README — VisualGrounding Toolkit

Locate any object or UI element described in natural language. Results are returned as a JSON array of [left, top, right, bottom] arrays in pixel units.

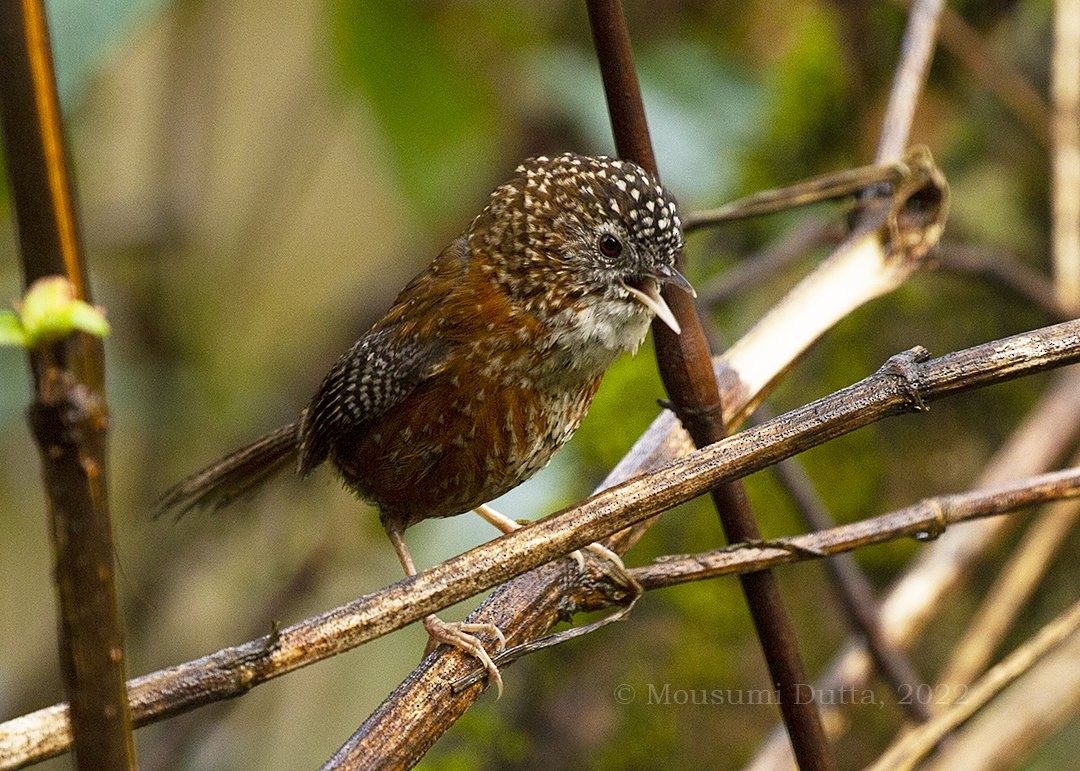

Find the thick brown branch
[[584, 3, 831, 766]]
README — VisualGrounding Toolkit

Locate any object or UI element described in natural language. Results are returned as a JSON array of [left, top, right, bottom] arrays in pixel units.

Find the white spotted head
[[470, 153, 691, 335]]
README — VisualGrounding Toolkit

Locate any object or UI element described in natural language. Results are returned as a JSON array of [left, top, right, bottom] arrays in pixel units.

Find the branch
[[934, 450, 1080, 692], [0, 3, 134, 769], [922, 620, 1080, 768], [683, 158, 909, 231], [1052, 0, 1080, 310], [447, 463, 1080, 688], [8, 317, 1077, 768], [875, 0, 944, 163], [935, 242, 1071, 321], [930, 3, 1050, 146]]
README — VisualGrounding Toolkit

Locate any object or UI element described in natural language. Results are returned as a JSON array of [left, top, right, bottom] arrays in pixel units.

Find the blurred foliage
[[1, 0, 1076, 769]]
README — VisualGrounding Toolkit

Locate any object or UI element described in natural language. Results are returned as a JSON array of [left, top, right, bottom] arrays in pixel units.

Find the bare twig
[[5, 320, 1080, 768], [629, 465, 1080, 593], [923, 625, 1080, 769], [0, 3, 134, 769], [935, 242, 1071, 321], [930, 4, 1050, 146], [869, 597, 1080, 771], [684, 159, 909, 231]]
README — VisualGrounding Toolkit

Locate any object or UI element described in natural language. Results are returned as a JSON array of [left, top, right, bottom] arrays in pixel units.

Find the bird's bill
[[621, 279, 682, 335], [621, 265, 694, 335]]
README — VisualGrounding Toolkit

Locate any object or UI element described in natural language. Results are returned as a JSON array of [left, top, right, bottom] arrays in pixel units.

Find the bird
[[156, 152, 691, 696]]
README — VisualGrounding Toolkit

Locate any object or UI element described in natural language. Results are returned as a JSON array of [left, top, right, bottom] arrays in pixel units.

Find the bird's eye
[[598, 233, 623, 258]]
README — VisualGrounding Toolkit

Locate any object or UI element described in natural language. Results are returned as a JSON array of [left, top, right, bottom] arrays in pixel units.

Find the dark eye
[[598, 233, 623, 258]]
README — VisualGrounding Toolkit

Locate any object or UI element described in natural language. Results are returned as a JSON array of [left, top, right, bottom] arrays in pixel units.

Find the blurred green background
[[1, 0, 1076, 768]]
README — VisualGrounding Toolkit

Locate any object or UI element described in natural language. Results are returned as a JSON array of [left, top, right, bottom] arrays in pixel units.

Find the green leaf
[[10, 276, 110, 350]]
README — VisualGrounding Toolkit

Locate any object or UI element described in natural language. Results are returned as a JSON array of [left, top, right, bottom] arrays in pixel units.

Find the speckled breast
[[331, 369, 603, 529]]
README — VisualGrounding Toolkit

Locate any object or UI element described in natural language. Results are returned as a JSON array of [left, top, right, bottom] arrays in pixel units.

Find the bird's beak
[[620, 265, 695, 336]]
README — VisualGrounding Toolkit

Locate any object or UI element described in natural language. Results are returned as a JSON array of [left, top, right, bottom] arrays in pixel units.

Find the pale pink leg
[[384, 521, 505, 697]]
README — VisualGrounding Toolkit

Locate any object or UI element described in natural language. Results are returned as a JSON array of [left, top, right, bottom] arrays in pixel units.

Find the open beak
[[620, 265, 695, 336]]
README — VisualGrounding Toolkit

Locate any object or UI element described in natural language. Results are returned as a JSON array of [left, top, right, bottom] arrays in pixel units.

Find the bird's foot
[[423, 614, 507, 698], [572, 541, 642, 597]]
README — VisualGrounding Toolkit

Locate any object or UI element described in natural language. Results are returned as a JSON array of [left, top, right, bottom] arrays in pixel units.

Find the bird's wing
[[296, 327, 448, 475]]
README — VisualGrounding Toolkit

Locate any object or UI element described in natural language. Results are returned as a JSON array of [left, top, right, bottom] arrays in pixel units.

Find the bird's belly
[[332, 375, 602, 529]]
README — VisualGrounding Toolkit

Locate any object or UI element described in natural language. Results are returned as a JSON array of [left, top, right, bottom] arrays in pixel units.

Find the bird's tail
[[155, 421, 301, 519]]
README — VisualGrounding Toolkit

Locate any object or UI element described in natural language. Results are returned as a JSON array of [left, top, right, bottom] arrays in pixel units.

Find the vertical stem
[[1052, 0, 1080, 311], [0, 2, 135, 768], [585, 2, 833, 767]]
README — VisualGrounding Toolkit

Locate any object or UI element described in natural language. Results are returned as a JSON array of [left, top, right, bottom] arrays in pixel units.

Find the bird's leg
[[472, 504, 641, 596], [384, 521, 505, 697]]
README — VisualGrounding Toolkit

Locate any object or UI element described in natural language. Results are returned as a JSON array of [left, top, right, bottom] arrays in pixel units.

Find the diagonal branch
[[8, 310, 1080, 764], [869, 596, 1080, 770], [448, 463, 1080, 689], [4, 318, 1080, 768]]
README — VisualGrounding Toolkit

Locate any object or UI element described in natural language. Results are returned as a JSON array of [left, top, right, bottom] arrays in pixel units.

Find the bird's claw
[[423, 614, 506, 698]]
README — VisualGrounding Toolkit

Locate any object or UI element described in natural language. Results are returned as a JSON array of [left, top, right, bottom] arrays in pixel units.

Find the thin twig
[[930, 3, 1050, 146], [0, 3, 134, 769], [628, 465, 1080, 592], [935, 448, 1080, 694], [935, 242, 1071, 321], [4, 320, 1080, 768], [869, 597, 1080, 770], [684, 159, 909, 231], [922, 625, 1080, 769], [875, 0, 944, 163]]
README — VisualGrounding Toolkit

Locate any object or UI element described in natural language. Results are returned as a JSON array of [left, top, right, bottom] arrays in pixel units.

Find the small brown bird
[[158, 153, 690, 694]]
